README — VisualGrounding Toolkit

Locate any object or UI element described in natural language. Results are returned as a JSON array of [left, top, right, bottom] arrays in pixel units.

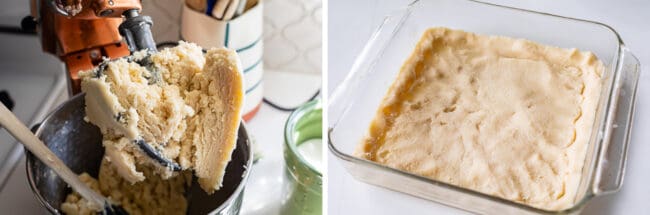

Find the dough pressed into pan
[[357, 27, 603, 210]]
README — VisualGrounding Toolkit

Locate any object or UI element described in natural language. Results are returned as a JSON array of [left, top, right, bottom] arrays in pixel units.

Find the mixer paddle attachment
[[116, 9, 183, 172]]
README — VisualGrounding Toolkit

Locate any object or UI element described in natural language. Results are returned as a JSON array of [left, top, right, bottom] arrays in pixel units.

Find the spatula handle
[[0, 103, 107, 210]]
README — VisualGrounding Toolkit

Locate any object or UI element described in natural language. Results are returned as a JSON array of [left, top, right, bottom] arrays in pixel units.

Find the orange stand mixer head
[[30, 0, 143, 94]]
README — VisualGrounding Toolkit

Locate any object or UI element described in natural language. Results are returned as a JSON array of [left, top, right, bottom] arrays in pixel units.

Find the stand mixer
[[27, 0, 189, 173], [28, 0, 156, 94]]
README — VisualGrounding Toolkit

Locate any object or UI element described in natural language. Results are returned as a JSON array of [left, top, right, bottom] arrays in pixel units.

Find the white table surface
[[327, 0, 650, 214]]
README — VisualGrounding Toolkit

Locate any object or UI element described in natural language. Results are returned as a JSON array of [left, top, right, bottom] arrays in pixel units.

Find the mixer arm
[[119, 9, 157, 53], [47, 0, 158, 53], [47, 0, 142, 19], [29, 0, 156, 94]]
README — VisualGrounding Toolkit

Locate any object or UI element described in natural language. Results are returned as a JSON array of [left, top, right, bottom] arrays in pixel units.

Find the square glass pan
[[328, 0, 641, 214]]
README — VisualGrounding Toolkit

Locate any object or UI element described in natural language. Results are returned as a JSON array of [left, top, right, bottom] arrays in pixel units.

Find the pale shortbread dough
[[80, 41, 244, 193], [61, 159, 191, 215], [357, 28, 603, 210]]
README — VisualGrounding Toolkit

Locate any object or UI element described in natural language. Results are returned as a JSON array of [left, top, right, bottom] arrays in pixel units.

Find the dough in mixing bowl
[[80, 41, 244, 193], [61, 159, 191, 215]]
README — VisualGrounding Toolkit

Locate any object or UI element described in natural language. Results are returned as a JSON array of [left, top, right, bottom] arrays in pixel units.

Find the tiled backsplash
[[142, 0, 322, 74], [262, 0, 322, 74]]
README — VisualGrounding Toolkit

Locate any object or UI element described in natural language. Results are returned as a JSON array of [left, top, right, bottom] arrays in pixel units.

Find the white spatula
[[0, 104, 127, 215]]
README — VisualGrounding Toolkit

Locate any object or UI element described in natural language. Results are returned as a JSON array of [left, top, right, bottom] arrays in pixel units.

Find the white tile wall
[[263, 0, 322, 74]]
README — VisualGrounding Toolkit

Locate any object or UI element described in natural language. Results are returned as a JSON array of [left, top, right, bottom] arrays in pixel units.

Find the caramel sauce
[[362, 37, 441, 161]]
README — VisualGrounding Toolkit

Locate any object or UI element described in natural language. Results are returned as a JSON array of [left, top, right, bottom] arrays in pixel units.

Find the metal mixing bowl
[[25, 94, 253, 215]]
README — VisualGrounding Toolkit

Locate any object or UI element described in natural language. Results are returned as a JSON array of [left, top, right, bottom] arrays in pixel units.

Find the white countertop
[[242, 70, 322, 215], [327, 0, 650, 214]]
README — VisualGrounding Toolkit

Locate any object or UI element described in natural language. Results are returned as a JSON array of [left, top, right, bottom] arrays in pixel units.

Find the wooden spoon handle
[[0, 103, 106, 210]]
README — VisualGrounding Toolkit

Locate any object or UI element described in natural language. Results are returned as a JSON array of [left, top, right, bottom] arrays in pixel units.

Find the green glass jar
[[281, 99, 322, 215]]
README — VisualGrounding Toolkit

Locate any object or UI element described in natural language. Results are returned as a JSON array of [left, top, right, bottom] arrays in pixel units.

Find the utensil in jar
[[205, 0, 218, 15], [186, 0, 207, 12], [234, 0, 248, 17], [222, 0, 240, 20], [210, 0, 232, 20]]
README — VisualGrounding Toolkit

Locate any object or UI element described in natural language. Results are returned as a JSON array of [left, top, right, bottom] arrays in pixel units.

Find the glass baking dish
[[327, 0, 640, 214]]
